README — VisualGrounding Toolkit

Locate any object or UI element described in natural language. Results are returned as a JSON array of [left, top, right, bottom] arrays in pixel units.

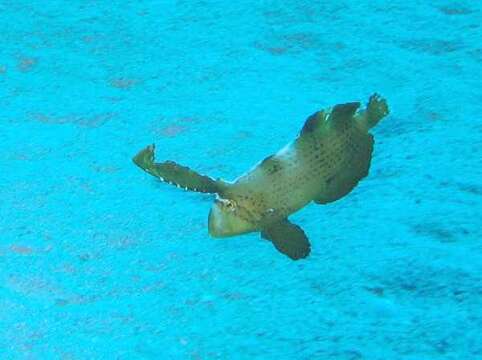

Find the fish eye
[[220, 199, 237, 211]]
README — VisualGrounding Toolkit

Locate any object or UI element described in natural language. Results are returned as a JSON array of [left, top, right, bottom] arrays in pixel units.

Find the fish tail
[[360, 93, 390, 130]]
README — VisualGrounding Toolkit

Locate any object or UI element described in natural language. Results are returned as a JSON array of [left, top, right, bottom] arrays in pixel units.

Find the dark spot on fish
[[268, 163, 282, 175], [300, 112, 320, 134], [326, 174, 336, 185], [261, 155, 284, 175]]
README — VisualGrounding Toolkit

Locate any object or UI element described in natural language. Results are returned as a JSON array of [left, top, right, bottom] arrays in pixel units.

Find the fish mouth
[[208, 203, 229, 238], [208, 201, 255, 237]]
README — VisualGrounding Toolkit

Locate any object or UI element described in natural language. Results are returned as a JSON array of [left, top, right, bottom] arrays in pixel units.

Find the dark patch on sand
[[372, 261, 482, 303], [437, 5, 474, 16], [399, 39, 465, 55], [30, 112, 115, 128], [17, 57, 38, 72], [253, 32, 324, 56], [109, 78, 140, 89], [411, 220, 473, 243]]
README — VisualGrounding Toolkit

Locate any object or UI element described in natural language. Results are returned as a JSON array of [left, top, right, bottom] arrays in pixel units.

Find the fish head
[[208, 196, 257, 237]]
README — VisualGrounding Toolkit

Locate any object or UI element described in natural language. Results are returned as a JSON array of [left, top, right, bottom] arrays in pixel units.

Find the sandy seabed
[[0, 1, 481, 359]]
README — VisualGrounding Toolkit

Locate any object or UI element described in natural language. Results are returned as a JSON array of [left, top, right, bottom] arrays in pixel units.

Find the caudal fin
[[360, 93, 389, 130]]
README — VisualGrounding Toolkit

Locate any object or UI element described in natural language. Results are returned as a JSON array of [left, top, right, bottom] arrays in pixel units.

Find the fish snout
[[208, 202, 228, 237]]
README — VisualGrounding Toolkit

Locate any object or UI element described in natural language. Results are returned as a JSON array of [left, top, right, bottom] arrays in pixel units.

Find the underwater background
[[1, 0, 481, 359]]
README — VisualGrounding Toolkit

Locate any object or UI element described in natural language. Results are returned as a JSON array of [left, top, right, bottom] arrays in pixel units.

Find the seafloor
[[1, 1, 481, 359]]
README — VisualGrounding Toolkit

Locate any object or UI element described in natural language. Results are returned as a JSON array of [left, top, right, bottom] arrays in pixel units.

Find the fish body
[[133, 94, 389, 260]]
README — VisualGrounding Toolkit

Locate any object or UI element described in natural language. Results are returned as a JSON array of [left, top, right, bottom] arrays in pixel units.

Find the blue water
[[1, 1, 481, 359]]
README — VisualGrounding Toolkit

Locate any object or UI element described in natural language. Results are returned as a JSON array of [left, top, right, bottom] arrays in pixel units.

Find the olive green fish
[[133, 94, 389, 260]]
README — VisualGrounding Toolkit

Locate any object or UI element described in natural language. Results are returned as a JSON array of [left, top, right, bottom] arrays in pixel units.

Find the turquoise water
[[1, 1, 481, 359]]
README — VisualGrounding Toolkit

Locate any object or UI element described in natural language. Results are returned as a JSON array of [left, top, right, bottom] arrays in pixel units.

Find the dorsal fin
[[300, 102, 361, 137], [300, 110, 326, 136], [329, 102, 360, 131], [133, 144, 226, 194]]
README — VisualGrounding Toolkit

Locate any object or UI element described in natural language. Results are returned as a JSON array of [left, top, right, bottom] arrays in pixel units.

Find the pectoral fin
[[133, 144, 223, 194], [314, 134, 373, 204], [261, 219, 311, 260]]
